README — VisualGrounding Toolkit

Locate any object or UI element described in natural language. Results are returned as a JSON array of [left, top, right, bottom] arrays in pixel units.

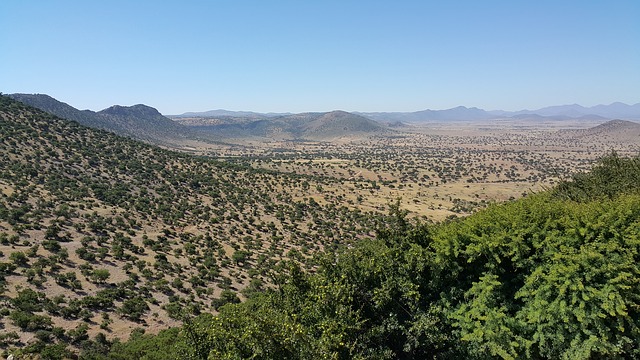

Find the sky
[[1, 1, 639, 114]]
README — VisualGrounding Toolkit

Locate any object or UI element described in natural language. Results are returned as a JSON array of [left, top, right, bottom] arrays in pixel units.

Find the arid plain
[[179, 117, 640, 222]]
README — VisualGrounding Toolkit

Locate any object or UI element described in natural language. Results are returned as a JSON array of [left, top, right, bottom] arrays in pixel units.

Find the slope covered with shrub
[[0, 95, 381, 357], [102, 154, 640, 359]]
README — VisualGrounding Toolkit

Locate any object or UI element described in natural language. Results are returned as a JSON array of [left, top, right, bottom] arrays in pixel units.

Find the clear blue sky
[[1, 1, 639, 114]]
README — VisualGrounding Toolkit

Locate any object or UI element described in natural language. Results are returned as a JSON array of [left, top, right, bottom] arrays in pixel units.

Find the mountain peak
[[9, 93, 194, 143], [99, 104, 162, 117], [325, 110, 352, 116]]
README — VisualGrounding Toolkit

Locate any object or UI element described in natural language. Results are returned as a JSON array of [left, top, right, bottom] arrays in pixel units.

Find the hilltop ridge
[[175, 109, 388, 140], [99, 104, 164, 118], [177, 102, 640, 123], [8, 93, 199, 144]]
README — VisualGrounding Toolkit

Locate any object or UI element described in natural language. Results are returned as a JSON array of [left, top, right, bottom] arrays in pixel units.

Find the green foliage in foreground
[[93, 155, 640, 359], [552, 151, 640, 201], [79, 328, 182, 360]]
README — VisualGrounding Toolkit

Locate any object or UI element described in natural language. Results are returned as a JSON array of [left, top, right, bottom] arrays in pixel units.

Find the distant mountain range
[[359, 106, 494, 123], [511, 102, 640, 119], [359, 103, 640, 123], [8, 93, 640, 143], [177, 102, 640, 123], [174, 109, 291, 118]]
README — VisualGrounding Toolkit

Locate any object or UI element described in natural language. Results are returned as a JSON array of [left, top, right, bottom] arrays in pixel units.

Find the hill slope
[[581, 119, 640, 136], [561, 119, 640, 143], [0, 95, 379, 355], [7, 93, 107, 129], [8, 93, 199, 144], [95, 103, 197, 142], [299, 110, 385, 139]]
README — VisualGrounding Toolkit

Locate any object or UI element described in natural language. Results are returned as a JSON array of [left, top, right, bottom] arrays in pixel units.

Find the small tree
[[119, 297, 149, 322], [90, 269, 110, 284]]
